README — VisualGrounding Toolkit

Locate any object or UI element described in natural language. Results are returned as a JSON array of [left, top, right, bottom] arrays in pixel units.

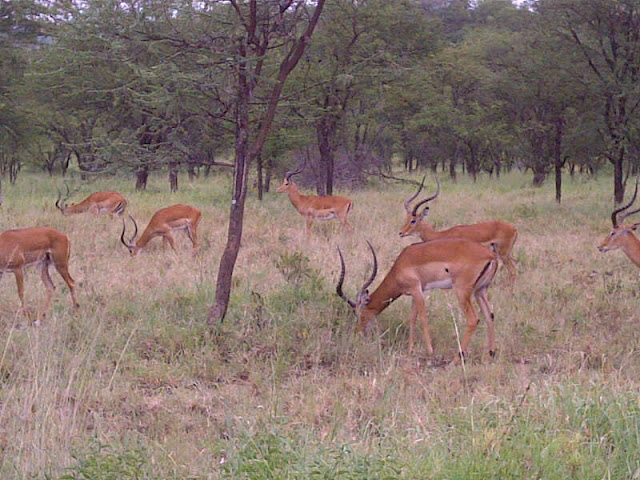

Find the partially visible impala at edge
[[56, 186, 127, 217], [277, 163, 353, 235], [120, 204, 202, 256], [598, 178, 640, 266], [0, 227, 79, 319], [337, 239, 499, 360], [399, 177, 518, 287]]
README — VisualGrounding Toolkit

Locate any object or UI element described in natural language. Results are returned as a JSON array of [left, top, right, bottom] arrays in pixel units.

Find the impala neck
[[363, 274, 403, 317], [66, 203, 89, 214], [417, 222, 442, 242], [619, 231, 640, 267], [285, 183, 307, 211], [134, 229, 154, 249]]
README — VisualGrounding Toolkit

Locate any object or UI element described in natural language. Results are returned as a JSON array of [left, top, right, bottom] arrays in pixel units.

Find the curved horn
[[360, 240, 378, 294], [284, 160, 305, 181], [336, 246, 356, 309], [127, 214, 139, 242], [120, 215, 139, 248], [612, 177, 639, 227], [411, 176, 441, 216], [55, 183, 71, 211], [55, 189, 64, 211], [404, 176, 426, 214], [120, 218, 133, 248]]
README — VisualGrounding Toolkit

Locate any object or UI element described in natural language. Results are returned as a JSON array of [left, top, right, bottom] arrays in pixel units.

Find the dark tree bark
[[208, 0, 326, 325], [136, 167, 148, 191], [169, 163, 179, 192], [554, 116, 565, 203]]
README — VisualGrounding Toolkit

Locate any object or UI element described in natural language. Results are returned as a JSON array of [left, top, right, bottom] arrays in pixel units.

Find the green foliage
[[58, 442, 152, 480]]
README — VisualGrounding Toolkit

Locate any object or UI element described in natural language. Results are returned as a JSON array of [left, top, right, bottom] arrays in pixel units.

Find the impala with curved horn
[[337, 239, 499, 360], [277, 162, 353, 235], [598, 177, 640, 266], [120, 204, 201, 256], [399, 176, 518, 287], [0, 227, 79, 319], [56, 184, 127, 217]]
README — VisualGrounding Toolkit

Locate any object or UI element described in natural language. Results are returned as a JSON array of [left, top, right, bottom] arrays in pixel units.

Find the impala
[[399, 177, 518, 287], [0, 227, 79, 319], [337, 239, 499, 360], [277, 163, 353, 235], [598, 178, 640, 266], [56, 186, 127, 217], [120, 204, 202, 256]]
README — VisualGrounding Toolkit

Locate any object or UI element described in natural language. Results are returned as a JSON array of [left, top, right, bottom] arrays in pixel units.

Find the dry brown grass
[[0, 171, 638, 478]]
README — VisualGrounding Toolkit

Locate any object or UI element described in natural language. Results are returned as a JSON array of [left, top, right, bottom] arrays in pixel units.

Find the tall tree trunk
[[614, 147, 625, 204], [136, 167, 149, 191], [208, 63, 251, 324], [256, 152, 264, 201], [554, 116, 564, 203], [169, 163, 179, 192], [207, 0, 326, 325], [316, 115, 336, 196]]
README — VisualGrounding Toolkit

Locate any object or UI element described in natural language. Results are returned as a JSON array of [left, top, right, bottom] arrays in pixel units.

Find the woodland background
[[2, 1, 640, 478]]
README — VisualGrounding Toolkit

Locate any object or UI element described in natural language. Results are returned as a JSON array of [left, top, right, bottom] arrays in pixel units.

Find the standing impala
[[120, 204, 201, 256], [277, 163, 353, 235], [399, 177, 518, 287], [56, 186, 127, 217], [598, 178, 640, 266], [337, 239, 499, 360], [0, 227, 79, 319]]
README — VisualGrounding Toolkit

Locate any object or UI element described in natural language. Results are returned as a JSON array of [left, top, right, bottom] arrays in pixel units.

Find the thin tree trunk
[[208, 0, 326, 325]]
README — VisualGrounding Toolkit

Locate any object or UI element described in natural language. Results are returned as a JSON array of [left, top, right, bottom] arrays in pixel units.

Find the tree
[[207, 1, 326, 323], [538, 0, 640, 203]]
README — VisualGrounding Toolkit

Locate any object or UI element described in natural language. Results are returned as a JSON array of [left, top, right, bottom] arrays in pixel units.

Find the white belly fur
[[424, 278, 453, 291]]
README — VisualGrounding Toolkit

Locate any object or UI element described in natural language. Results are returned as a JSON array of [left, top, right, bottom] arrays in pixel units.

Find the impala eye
[[410, 219, 416, 225]]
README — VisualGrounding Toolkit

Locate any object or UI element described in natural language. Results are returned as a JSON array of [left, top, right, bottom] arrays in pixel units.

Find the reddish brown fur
[[277, 179, 353, 235], [60, 191, 127, 216], [0, 227, 78, 319], [399, 216, 518, 288], [123, 204, 202, 257], [342, 238, 499, 360]]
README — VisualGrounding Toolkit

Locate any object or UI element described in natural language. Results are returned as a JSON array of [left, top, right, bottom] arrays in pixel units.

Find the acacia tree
[[208, 0, 326, 323], [538, 0, 640, 203]]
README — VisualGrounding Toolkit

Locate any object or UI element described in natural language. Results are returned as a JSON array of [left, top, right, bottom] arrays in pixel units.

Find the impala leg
[[454, 287, 479, 358], [305, 217, 313, 236], [52, 261, 79, 309], [14, 268, 29, 319], [165, 233, 177, 252], [410, 290, 433, 355], [475, 287, 496, 357], [185, 224, 198, 254], [38, 260, 55, 314]]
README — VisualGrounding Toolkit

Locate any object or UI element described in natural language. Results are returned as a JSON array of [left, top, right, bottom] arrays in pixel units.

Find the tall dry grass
[[0, 171, 638, 479]]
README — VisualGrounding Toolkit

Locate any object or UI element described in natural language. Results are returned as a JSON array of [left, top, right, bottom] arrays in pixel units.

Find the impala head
[[276, 162, 304, 193], [398, 176, 440, 237], [599, 177, 640, 253], [55, 184, 72, 215], [120, 215, 140, 256], [336, 240, 378, 332]]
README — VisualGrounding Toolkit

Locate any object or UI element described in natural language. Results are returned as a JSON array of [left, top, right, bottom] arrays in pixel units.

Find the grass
[[0, 170, 639, 478]]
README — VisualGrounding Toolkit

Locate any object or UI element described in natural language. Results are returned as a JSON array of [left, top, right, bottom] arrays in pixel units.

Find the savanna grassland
[[1, 170, 639, 479]]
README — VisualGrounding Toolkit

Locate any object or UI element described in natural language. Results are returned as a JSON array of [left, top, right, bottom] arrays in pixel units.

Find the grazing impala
[[0, 227, 79, 319], [399, 177, 518, 287], [120, 204, 201, 256], [56, 186, 127, 217], [337, 239, 499, 360], [277, 163, 353, 235], [598, 178, 640, 266]]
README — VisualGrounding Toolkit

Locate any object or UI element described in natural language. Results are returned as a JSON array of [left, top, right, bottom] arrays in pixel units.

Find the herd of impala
[[1, 167, 637, 363]]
